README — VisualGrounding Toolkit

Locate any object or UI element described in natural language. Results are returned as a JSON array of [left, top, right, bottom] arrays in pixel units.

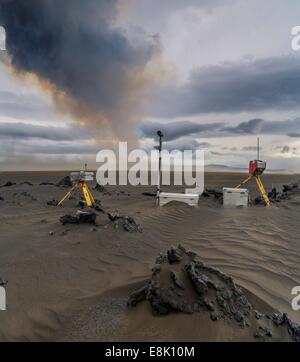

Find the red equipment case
[[249, 160, 266, 176]]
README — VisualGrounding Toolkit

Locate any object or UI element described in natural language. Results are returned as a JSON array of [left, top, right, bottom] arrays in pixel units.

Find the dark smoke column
[[0, 0, 158, 139]]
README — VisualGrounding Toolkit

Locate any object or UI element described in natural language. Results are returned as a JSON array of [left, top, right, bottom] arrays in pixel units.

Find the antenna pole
[[156, 131, 164, 206], [257, 137, 260, 160]]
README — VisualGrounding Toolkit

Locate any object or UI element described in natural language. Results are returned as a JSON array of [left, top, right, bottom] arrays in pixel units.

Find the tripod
[[235, 175, 270, 207], [58, 181, 95, 207]]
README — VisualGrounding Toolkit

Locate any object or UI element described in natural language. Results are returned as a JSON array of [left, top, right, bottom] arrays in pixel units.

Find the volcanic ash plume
[[0, 0, 160, 142]]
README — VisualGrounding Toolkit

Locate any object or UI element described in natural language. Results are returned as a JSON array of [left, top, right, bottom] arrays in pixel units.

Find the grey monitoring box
[[223, 188, 249, 208], [70, 171, 94, 183]]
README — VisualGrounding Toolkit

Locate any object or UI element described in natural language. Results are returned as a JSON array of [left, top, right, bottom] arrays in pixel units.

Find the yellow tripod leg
[[235, 175, 252, 189], [57, 183, 78, 207], [255, 176, 270, 207], [86, 186, 95, 206], [81, 182, 95, 207]]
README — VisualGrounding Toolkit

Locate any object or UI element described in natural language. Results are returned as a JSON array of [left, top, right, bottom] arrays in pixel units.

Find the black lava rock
[[57, 176, 72, 188], [47, 199, 58, 206], [170, 271, 185, 290], [40, 182, 56, 186], [20, 181, 33, 186], [94, 184, 107, 193], [167, 248, 182, 264], [107, 212, 142, 232], [2, 181, 16, 187], [60, 211, 97, 225], [210, 311, 221, 321], [127, 246, 300, 341]]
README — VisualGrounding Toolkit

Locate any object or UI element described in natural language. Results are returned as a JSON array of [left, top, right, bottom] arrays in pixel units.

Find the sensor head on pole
[[157, 130, 164, 138], [249, 160, 266, 176]]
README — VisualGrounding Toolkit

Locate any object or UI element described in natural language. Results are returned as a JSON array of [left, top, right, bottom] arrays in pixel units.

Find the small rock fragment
[[2, 181, 16, 187], [47, 199, 58, 206], [167, 247, 182, 264], [127, 285, 148, 307], [94, 184, 107, 193], [170, 271, 185, 290], [20, 181, 33, 186], [61, 228, 71, 236], [107, 212, 142, 232], [57, 176, 72, 188], [60, 210, 97, 225], [210, 311, 220, 321]]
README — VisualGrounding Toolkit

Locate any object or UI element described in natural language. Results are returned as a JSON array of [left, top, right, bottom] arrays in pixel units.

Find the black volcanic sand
[[0, 171, 300, 341]]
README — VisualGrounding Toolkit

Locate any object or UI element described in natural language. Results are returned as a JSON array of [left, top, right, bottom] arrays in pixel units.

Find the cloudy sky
[[0, 0, 300, 171]]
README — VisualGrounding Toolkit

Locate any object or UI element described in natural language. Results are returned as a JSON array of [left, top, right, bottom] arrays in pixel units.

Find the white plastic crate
[[159, 192, 199, 207], [223, 188, 249, 208]]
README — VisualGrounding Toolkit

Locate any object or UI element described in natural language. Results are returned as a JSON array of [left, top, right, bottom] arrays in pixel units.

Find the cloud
[[281, 146, 290, 154], [287, 132, 300, 138], [140, 117, 300, 142], [0, 135, 99, 160], [147, 56, 300, 118], [0, 90, 57, 121], [124, 0, 232, 33], [261, 118, 300, 135], [277, 145, 300, 156], [242, 146, 260, 151], [12, 142, 98, 155], [222, 147, 238, 151], [221, 118, 264, 134], [139, 120, 224, 141], [126, 0, 231, 18], [0, 149, 99, 171], [224, 118, 300, 138], [128, 0, 228, 13], [0, 122, 91, 141], [163, 138, 211, 151], [0, 0, 159, 140]]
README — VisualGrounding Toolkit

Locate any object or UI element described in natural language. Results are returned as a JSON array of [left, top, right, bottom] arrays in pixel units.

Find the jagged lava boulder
[[128, 245, 300, 342]]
